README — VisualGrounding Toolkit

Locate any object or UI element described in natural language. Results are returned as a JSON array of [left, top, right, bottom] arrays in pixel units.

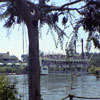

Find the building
[[0, 52, 20, 66]]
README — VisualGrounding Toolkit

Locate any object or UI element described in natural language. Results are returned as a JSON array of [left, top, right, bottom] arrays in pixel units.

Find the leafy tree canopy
[[0, 0, 100, 50]]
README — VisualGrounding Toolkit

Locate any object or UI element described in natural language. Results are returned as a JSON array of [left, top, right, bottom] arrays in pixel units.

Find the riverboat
[[40, 66, 49, 75], [39, 53, 89, 74], [39, 35, 89, 74]]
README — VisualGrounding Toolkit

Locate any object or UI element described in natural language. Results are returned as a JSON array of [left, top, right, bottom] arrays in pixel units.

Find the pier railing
[[62, 94, 100, 100]]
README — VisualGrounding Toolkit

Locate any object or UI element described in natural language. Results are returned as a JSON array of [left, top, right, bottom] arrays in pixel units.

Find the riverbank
[[0, 66, 24, 75], [0, 65, 98, 76]]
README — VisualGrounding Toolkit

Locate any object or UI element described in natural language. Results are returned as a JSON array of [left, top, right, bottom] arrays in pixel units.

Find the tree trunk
[[15, 0, 40, 99], [27, 21, 40, 100]]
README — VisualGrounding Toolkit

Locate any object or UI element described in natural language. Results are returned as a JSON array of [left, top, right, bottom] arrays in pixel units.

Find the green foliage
[[89, 53, 100, 67], [0, 66, 24, 74], [0, 1, 69, 49], [1, 0, 100, 50], [89, 66, 96, 74], [0, 75, 20, 100], [82, 0, 100, 32], [0, 2, 23, 27], [75, 0, 100, 49], [89, 66, 100, 74]]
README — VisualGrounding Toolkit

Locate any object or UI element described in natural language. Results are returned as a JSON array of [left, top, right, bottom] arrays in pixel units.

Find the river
[[8, 74, 100, 100]]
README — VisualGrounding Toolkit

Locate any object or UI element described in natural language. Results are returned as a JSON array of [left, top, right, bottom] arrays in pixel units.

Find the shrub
[[0, 74, 21, 100]]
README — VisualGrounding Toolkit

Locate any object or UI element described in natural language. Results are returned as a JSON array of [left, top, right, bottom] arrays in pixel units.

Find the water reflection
[[8, 74, 100, 100]]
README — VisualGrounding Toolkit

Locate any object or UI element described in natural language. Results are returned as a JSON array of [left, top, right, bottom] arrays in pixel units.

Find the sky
[[0, 0, 100, 60]]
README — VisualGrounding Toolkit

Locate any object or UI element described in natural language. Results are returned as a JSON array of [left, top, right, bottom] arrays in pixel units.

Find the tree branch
[[27, 0, 38, 10], [61, 0, 83, 8], [15, 0, 33, 24], [34, 0, 83, 14], [0, 0, 14, 2], [43, 6, 82, 14], [16, 0, 39, 26]]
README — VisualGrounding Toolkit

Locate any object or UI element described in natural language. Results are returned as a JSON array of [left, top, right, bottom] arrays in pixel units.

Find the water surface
[[8, 74, 100, 100]]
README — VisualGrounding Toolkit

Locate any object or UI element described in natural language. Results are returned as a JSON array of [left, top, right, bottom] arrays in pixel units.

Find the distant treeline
[[88, 52, 100, 67], [0, 66, 24, 75]]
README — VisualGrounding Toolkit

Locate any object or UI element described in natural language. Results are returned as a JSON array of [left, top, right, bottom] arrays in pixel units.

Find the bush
[[89, 66, 100, 74], [0, 74, 21, 100]]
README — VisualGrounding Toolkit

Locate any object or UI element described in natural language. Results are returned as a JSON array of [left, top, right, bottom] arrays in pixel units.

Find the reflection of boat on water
[[40, 66, 49, 75], [23, 65, 49, 75], [71, 70, 90, 76]]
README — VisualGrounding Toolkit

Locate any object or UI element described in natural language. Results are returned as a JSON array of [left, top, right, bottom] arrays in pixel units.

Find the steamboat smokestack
[[74, 40, 76, 53], [81, 38, 84, 58]]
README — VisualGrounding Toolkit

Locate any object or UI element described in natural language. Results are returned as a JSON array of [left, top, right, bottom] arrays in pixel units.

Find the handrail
[[61, 94, 100, 100], [61, 95, 69, 100]]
